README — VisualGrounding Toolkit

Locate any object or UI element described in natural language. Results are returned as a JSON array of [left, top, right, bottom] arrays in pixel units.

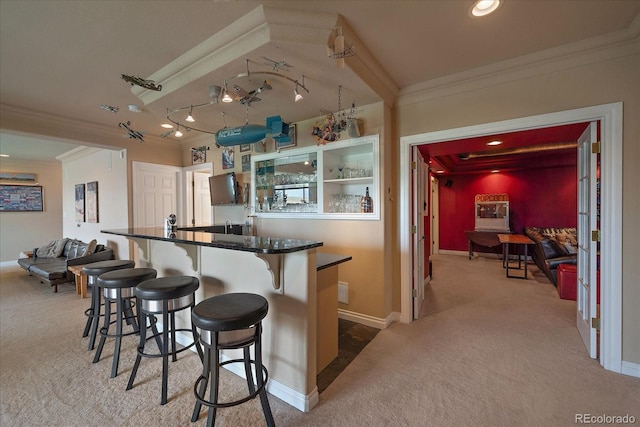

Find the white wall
[[59, 147, 129, 260], [0, 158, 63, 263]]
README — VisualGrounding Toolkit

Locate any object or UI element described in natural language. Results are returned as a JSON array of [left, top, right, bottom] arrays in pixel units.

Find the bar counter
[[100, 227, 326, 412]]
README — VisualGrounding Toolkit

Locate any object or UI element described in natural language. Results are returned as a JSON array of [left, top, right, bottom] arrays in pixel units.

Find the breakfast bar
[[101, 227, 331, 412]]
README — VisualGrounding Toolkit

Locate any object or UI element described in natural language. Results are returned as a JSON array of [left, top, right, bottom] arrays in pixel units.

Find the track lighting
[[175, 125, 183, 138], [221, 81, 233, 103], [294, 85, 303, 102], [185, 106, 195, 122]]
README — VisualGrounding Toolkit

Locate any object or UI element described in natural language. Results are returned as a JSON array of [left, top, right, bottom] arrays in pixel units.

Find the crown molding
[[0, 103, 182, 149], [398, 15, 640, 106]]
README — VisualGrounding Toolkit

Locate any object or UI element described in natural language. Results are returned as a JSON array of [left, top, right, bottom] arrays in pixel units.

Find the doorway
[[399, 103, 623, 374]]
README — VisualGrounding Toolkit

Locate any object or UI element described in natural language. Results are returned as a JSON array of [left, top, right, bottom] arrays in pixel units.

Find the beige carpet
[[1, 255, 638, 426]]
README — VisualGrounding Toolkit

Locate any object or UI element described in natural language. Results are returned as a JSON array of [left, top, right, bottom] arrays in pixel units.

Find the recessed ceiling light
[[491, 170, 500, 173], [0, 154, 9, 157], [435, 170, 444, 174], [471, 0, 502, 17], [128, 104, 142, 113], [487, 140, 502, 146], [161, 123, 174, 129]]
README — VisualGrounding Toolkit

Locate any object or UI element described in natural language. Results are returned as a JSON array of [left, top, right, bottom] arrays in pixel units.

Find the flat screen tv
[[209, 173, 237, 205]]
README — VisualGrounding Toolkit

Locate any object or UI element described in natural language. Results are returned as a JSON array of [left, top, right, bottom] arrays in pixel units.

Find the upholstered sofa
[[18, 238, 114, 292], [523, 227, 577, 286]]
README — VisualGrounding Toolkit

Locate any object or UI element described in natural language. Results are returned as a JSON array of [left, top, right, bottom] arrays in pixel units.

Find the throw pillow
[[84, 239, 97, 256], [35, 239, 68, 258], [564, 241, 578, 254], [66, 240, 80, 259]]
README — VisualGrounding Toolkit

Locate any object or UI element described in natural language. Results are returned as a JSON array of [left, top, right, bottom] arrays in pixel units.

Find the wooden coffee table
[[498, 234, 534, 279]]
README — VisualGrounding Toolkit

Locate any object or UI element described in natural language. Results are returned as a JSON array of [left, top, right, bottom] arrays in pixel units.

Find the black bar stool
[[93, 267, 157, 378], [126, 276, 203, 405], [191, 293, 275, 427], [82, 260, 136, 351]]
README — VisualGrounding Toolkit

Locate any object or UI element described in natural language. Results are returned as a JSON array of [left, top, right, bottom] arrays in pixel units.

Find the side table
[[498, 234, 534, 279], [68, 264, 89, 298]]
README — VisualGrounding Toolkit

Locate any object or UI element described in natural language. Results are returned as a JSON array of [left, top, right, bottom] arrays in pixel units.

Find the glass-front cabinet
[[251, 135, 379, 219]]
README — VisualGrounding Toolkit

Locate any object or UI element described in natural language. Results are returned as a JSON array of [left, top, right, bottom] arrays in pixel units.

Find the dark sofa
[[18, 238, 114, 292], [523, 227, 577, 286]]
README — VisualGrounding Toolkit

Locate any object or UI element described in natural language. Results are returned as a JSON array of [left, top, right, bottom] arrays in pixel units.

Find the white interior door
[[132, 162, 180, 228], [576, 122, 598, 358], [193, 171, 212, 225], [412, 146, 427, 319]]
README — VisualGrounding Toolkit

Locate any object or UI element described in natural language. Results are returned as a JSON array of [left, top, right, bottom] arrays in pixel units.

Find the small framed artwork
[[242, 154, 251, 172], [75, 184, 85, 222], [86, 181, 99, 223], [192, 147, 206, 165], [239, 144, 251, 153], [277, 123, 297, 150], [222, 147, 235, 170]]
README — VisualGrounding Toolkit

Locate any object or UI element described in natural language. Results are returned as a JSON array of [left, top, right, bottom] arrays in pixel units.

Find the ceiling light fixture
[[128, 104, 142, 113], [221, 81, 234, 103], [471, 0, 502, 17], [185, 106, 195, 122], [0, 154, 9, 158], [161, 123, 174, 129], [165, 60, 310, 136], [491, 170, 500, 173], [487, 140, 502, 146], [174, 125, 183, 138]]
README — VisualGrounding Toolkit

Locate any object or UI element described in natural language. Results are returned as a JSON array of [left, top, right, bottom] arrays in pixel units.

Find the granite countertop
[[316, 253, 352, 271], [101, 227, 323, 254]]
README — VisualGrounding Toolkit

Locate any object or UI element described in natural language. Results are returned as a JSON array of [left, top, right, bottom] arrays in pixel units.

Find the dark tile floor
[[316, 318, 380, 393]]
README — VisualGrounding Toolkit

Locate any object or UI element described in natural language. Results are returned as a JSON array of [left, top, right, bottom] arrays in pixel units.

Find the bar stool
[[191, 293, 275, 427], [93, 267, 157, 378], [82, 260, 136, 351], [126, 276, 203, 405]]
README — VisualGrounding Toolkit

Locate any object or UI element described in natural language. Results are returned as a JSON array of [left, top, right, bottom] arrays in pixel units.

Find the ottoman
[[557, 263, 577, 301]]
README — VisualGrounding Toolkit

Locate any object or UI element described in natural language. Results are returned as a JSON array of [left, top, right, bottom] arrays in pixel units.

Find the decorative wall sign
[[86, 181, 99, 223], [0, 185, 43, 211], [222, 147, 235, 170], [239, 144, 251, 153], [0, 172, 37, 183], [75, 184, 85, 222]]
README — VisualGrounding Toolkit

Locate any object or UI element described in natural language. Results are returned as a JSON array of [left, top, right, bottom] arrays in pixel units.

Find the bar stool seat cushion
[[98, 268, 157, 288], [192, 293, 268, 332], [136, 276, 199, 300], [83, 259, 135, 276]]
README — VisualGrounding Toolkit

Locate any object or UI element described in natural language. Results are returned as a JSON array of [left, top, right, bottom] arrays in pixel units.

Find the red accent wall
[[438, 165, 577, 251]]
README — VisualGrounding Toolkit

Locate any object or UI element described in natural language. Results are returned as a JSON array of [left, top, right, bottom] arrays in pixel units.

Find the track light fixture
[[185, 106, 195, 122], [221, 81, 233, 103], [165, 61, 309, 136]]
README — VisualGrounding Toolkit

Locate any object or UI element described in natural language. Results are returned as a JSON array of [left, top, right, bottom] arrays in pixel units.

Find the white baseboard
[[0, 260, 19, 268], [621, 360, 640, 378], [338, 308, 396, 329]]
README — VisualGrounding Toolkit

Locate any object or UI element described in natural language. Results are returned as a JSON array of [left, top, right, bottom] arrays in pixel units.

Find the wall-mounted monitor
[[209, 173, 237, 205]]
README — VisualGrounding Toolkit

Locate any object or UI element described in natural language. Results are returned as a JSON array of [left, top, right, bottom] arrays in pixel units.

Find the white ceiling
[[1, 1, 639, 160]]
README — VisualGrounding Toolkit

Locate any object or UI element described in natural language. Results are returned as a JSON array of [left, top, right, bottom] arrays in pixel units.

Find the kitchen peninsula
[[101, 227, 330, 412]]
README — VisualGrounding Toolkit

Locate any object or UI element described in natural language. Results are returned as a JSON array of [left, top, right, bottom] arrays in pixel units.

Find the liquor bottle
[[361, 187, 373, 213]]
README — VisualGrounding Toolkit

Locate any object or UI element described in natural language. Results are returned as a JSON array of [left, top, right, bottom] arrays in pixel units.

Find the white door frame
[[399, 102, 623, 373], [180, 162, 214, 226]]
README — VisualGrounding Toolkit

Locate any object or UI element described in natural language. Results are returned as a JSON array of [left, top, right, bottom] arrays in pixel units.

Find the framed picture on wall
[[75, 184, 85, 222], [239, 144, 251, 153], [192, 147, 206, 165], [222, 147, 234, 170], [242, 154, 251, 172], [276, 123, 297, 150], [86, 181, 99, 223], [0, 185, 43, 211]]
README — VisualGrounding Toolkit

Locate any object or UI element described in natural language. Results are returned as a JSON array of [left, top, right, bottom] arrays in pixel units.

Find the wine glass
[[328, 165, 334, 179], [337, 164, 345, 179]]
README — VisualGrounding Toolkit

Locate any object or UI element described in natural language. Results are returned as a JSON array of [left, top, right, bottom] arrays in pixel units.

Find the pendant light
[[175, 124, 183, 138], [185, 106, 195, 122]]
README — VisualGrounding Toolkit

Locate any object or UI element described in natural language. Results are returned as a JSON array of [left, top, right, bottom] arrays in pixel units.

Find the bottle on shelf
[[360, 187, 373, 213]]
